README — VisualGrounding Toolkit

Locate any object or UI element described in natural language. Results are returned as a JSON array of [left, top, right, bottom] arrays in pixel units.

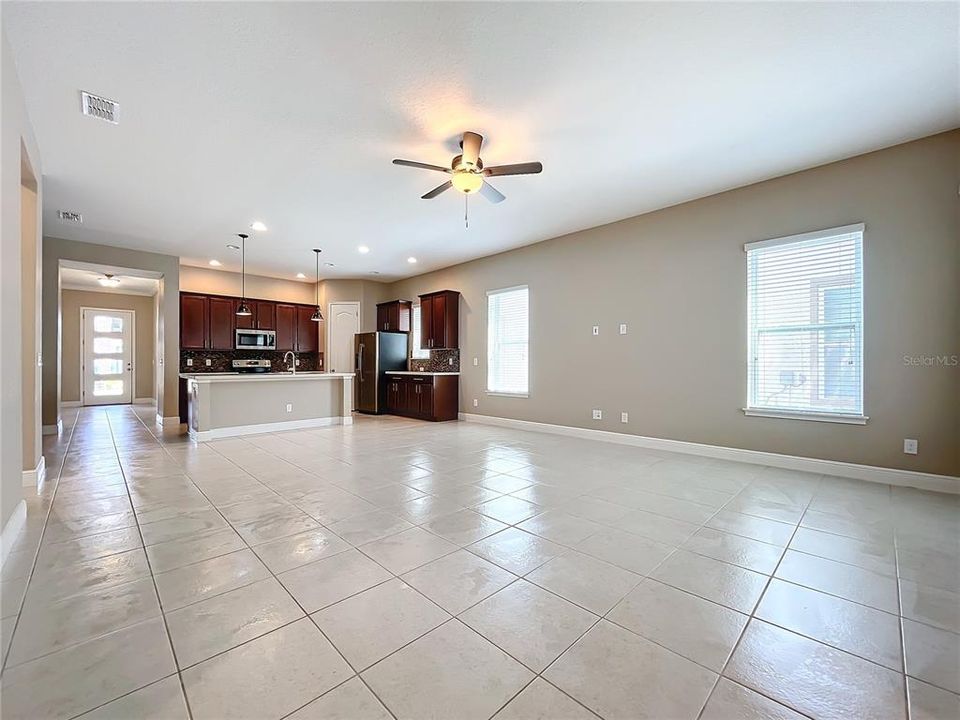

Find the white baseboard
[[156, 414, 183, 427], [189, 416, 350, 441], [1, 500, 27, 567], [134, 397, 155, 405], [458, 412, 960, 495], [60, 401, 81, 408], [42, 419, 63, 435], [22, 455, 45, 489]]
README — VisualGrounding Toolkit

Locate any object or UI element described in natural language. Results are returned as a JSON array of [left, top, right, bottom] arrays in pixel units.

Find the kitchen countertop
[[386, 371, 461, 376], [180, 372, 353, 383]]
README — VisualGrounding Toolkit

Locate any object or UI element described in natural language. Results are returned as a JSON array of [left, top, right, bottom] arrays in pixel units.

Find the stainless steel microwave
[[235, 328, 276, 351]]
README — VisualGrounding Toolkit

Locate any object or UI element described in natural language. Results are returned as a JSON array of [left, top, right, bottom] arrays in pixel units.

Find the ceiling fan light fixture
[[451, 171, 483, 194]]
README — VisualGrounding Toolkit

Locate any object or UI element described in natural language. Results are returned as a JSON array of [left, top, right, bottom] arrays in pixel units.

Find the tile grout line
[[1, 408, 80, 673]]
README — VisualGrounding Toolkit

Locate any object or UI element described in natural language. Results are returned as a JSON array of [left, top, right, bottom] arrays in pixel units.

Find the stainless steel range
[[232, 358, 272, 373]]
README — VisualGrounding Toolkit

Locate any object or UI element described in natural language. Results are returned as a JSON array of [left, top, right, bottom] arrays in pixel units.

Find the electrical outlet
[[295, 359, 300, 366], [186, 358, 193, 367], [592, 409, 602, 420], [318, 358, 323, 367], [904, 439, 918, 455], [286, 403, 293, 413], [473, 398, 478, 407], [205, 358, 212, 367], [621, 412, 628, 423], [473, 357, 479, 366], [619, 324, 627, 335], [592, 325, 599, 336]]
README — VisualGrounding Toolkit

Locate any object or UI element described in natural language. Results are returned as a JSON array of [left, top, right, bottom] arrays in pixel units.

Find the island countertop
[[181, 371, 354, 383], [385, 371, 461, 376]]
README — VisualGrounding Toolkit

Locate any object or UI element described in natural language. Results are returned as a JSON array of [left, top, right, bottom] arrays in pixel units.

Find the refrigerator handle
[[356, 343, 363, 379]]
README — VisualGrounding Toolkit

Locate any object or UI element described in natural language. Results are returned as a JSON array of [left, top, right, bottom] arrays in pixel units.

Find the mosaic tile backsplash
[[408, 348, 460, 373], [181, 350, 323, 373]]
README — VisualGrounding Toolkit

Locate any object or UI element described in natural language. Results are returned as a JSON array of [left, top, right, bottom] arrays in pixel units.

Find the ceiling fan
[[393, 131, 542, 204]]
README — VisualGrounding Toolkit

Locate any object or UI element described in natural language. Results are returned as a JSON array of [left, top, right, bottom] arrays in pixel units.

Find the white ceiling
[[60, 264, 159, 296], [4, 2, 957, 281]]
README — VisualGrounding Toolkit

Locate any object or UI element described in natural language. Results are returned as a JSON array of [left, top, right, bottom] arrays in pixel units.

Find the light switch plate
[[619, 324, 627, 335], [592, 325, 599, 336], [448, 357, 454, 365], [473, 357, 479, 366], [904, 439, 918, 455], [592, 409, 602, 420]]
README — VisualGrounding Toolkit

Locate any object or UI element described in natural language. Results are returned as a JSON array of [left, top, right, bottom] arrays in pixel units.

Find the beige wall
[[20, 177, 40, 472], [387, 131, 960, 476], [60, 290, 156, 403], [2, 29, 43, 530], [180, 265, 315, 304], [43, 237, 180, 423], [317, 279, 387, 353]]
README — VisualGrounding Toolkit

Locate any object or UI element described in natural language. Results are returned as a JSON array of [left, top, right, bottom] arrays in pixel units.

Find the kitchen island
[[180, 372, 354, 440]]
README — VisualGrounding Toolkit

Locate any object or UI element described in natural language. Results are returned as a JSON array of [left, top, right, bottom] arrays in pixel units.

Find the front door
[[82, 308, 134, 406]]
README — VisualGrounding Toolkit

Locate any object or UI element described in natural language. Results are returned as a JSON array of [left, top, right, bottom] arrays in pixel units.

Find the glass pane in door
[[93, 380, 125, 396], [93, 337, 124, 354], [93, 315, 124, 333], [93, 358, 124, 375]]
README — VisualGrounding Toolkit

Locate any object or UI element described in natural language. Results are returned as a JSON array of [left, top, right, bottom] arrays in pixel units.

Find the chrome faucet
[[283, 351, 297, 374]]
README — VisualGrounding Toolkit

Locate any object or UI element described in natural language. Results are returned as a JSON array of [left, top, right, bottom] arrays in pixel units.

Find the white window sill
[[742, 408, 868, 425], [486, 391, 529, 398]]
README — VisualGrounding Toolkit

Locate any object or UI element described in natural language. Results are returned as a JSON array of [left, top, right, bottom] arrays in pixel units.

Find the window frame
[[409, 303, 430, 360], [744, 223, 867, 425], [486, 284, 530, 398]]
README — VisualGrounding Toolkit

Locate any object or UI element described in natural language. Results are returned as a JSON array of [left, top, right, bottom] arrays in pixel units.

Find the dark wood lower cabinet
[[385, 374, 458, 421]]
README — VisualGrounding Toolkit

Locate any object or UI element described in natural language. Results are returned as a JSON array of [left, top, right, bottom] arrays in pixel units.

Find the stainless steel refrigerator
[[355, 331, 409, 414]]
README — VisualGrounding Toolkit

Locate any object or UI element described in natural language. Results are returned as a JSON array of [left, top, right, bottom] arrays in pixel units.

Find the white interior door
[[327, 302, 360, 408], [82, 308, 134, 406]]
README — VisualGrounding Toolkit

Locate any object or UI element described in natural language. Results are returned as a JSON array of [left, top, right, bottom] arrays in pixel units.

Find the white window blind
[[487, 286, 529, 395], [746, 224, 864, 420], [410, 304, 429, 359]]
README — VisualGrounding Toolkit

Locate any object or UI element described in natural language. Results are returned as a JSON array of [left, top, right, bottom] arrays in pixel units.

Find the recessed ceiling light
[[358, 246, 370, 254], [370, 271, 380, 275], [98, 274, 120, 288], [407, 257, 417, 264], [209, 259, 222, 267], [250, 221, 267, 232], [227, 244, 240, 251], [296, 272, 306, 279], [324, 262, 335, 267]]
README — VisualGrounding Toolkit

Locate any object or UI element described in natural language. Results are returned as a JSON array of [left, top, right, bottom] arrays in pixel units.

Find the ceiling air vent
[[81, 91, 119, 124], [58, 211, 83, 224]]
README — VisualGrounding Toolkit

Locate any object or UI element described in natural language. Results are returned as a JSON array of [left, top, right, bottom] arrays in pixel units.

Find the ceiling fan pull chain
[[465, 194, 469, 229]]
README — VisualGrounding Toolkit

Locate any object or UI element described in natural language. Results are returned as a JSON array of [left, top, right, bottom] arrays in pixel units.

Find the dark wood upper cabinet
[[419, 290, 460, 349], [295, 306, 319, 353], [208, 297, 236, 350], [275, 303, 297, 351], [376, 300, 412, 333], [254, 301, 276, 330], [180, 292, 323, 353], [180, 294, 209, 349]]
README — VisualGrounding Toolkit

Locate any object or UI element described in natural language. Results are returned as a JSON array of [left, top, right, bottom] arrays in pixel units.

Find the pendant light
[[235, 233, 252, 316], [310, 249, 323, 321]]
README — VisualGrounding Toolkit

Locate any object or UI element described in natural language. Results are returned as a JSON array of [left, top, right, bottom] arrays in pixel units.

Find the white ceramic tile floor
[[0, 404, 957, 719]]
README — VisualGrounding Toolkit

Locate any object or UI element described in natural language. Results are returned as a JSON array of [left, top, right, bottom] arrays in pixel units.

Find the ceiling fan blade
[[479, 181, 506, 204], [461, 132, 483, 168], [483, 162, 543, 177], [393, 159, 451, 173], [421, 181, 453, 199]]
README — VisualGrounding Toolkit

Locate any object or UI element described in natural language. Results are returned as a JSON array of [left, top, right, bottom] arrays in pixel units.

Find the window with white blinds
[[487, 286, 529, 395], [410, 304, 429, 359], [746, 224, 865, 421]]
